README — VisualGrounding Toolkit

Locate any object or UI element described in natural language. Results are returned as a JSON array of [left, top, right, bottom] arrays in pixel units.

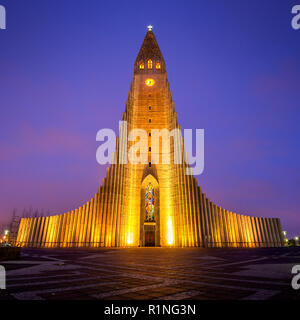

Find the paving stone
[[0, 247, 299, 300]]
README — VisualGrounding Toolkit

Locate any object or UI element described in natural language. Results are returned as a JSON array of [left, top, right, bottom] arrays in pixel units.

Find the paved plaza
[[0, 247, 300, 300]]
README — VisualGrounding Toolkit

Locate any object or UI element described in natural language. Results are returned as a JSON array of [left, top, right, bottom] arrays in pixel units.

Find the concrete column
[[222, 209, 230, 247], [265, 218, 274, 247], [113, 164, 122, 247], [203, 196, 212, 247], [78, 206, 85, 247], [208, 203, 215, 247], [98, 185, 106, 247], [30, 218, 38, 247], [229, 211, 235, 247], [63, 213, 70, 247], [107, 165, 116, 247], [225, 210, 231, 246], [191, 178, 200, 246], [86, 199, 93, 246], [236, 213, 242, 247], [246, 216, 254, 247], [90, 195, 98, 247], [232, 212, 238, 247], [220, 207, 226, 247], [200, 191, 208, 248], [41, 217, 49, 248], [73, 208, 80, 247], [101, 173, 110, 247], [82, 203, 90, 247], [273, 218, 282, 247], [268, 218, 276, 247], [250, 217, 258, 248], [237, 213, 244, 247], [194, 183, 202, 247], [241, 215, 249, 247], [52, 215, 58, 248], [245, 215, 252, 247], [229, 212, 236, 247], [59, 213, 66, 247], [108, 166, 117, 247], [218, 207, 224, 247], [21, 218, 27, 246], [27, 218, 35, 247], [258, 218, 266, 247], [33, 217, 42, 247], [55, 215, 62, 248], [39, 217, 47, 247], [261, 218, 269, 247], [232, 213, 240, 247], [276, 218, 285, 247], [213, 206, 221, 247], [182, 165, 192, 247], [218, 207, 225, 247], [16, 218, 25, 246], [206, 199, 214, 247], [216, 205, 223, 247], [70, 210, 77, 248], [47, 216, 53, 248], [238, 215, 245, 247], [95, 189, 103, 247], [67, 211, 74, 247], [253, 217, 261, 247]]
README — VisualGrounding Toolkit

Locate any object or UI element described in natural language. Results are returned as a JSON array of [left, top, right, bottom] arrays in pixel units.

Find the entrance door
[[145, 231, 155, 247]]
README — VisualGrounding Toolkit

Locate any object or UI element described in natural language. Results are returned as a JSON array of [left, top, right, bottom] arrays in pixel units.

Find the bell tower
[[122, 26, 179, 247]]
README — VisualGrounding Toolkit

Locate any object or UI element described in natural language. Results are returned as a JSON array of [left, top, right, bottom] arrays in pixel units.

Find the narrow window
[[149, 147, 151, 152], [148, 59, 153, 69], [156, 62, 161, 69], [149, 106, 151, 110], [139, 62, 144, 69], [149, 119, 151, 123], [145, 182, 154, 221], [149, 162, 152, 167], [149, 132, 151, 137]]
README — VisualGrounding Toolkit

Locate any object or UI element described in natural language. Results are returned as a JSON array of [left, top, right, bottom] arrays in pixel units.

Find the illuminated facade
[[16, 29, 284, 248]]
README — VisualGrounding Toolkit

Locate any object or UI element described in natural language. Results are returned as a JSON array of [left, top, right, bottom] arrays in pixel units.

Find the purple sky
[[0, 0, 299, 237]]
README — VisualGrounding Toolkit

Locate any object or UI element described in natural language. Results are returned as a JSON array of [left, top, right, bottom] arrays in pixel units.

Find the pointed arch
[[140, 174, 160, 246]]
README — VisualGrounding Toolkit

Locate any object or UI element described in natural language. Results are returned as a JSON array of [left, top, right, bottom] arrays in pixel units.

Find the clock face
[[145, 78, 155, 87]]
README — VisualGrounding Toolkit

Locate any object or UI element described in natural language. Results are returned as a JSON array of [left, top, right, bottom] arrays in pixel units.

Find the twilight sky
[[0, 0, 299, 237]]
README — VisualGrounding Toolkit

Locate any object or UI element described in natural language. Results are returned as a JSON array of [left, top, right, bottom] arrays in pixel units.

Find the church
[[16, 28, 284, 248]]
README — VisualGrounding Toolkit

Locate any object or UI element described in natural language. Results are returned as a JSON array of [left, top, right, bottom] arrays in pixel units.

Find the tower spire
[[134, 27, 165, 73]]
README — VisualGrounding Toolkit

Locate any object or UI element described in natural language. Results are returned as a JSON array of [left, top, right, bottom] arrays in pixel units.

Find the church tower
[[121, 27, 179, 247], [16, 28, 285, 248]]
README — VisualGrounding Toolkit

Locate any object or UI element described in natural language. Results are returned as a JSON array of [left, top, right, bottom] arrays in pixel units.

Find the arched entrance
[[140, 174, 160, 247]]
